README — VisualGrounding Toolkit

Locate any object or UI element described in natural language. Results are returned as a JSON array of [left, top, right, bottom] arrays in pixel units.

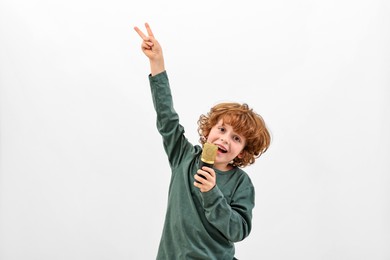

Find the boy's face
[[206, 119, 246, 171]]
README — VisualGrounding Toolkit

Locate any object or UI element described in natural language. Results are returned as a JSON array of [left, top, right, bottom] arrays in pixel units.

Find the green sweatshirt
[[149, 71, 255, 260]]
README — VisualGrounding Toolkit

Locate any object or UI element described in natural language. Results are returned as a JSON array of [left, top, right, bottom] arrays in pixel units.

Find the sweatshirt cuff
[[148, 70, 168, 83], [201, 185, 224, 208]]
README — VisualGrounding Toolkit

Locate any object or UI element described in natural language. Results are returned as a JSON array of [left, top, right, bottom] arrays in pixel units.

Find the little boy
[[134, 23, 270, 260]]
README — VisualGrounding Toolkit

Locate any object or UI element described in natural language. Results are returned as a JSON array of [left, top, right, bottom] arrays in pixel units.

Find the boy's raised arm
[[134, 23, 165, 76]]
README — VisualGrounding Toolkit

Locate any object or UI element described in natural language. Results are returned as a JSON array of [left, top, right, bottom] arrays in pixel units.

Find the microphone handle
[[199, 161, 214, 169], [196, 161, 214, 183]]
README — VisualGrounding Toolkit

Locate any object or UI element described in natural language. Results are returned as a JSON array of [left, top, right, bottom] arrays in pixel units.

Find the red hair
[[198, 103, 271, 167]]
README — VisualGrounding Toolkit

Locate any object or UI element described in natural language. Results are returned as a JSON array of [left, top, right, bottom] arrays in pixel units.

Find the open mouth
[[217, 146, 228, 153]]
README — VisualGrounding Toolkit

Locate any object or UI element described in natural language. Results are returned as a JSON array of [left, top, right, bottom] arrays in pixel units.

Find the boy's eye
[[233, 136, 241, 142], [219, 127, 225, 132]]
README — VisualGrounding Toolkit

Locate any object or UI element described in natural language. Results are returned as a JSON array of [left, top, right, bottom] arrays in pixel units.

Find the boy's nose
[[220, 137, 228, 144]]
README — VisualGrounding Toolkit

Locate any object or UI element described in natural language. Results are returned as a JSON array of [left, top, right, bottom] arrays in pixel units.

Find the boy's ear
[[237, 148, 247, 159]]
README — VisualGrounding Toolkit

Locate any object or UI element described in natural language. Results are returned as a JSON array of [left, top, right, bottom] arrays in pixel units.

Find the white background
[[1, 0, 389, 259]]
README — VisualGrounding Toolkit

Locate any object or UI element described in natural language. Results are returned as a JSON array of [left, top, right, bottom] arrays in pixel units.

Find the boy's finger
[[201, 167, 215, 177], [134, 26, 148, 40], [145, 23, 154, 37], [198, 169, 210, 177], [142, 41, 152, 48], [194, 175, 204, 185], [141, 43, 151, 50], [194, 181, 203, 188]]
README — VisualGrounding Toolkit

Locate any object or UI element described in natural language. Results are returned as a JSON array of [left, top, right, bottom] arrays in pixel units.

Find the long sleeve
[[201, 175, 255, 242], [148, 71, 194, 169]]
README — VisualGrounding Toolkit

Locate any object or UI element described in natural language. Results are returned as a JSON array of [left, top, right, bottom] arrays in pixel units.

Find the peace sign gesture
[[134, 23, 163, 62]]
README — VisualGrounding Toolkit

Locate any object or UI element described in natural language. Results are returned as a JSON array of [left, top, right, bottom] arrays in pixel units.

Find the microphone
[[196, 143, 218, 183]]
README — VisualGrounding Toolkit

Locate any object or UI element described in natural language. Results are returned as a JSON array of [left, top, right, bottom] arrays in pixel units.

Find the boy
[[134, 23, 270, 260]]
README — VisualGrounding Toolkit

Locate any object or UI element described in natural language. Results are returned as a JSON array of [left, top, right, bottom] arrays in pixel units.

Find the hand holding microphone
[[194, 143, 218, 192]]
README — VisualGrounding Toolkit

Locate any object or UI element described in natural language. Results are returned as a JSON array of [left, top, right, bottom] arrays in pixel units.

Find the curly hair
[[197, 103, 271, 167]]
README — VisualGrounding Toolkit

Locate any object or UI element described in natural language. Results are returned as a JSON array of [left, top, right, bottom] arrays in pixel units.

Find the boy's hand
[[194, 167, 216, 193], [134, 23, 162, 60]]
